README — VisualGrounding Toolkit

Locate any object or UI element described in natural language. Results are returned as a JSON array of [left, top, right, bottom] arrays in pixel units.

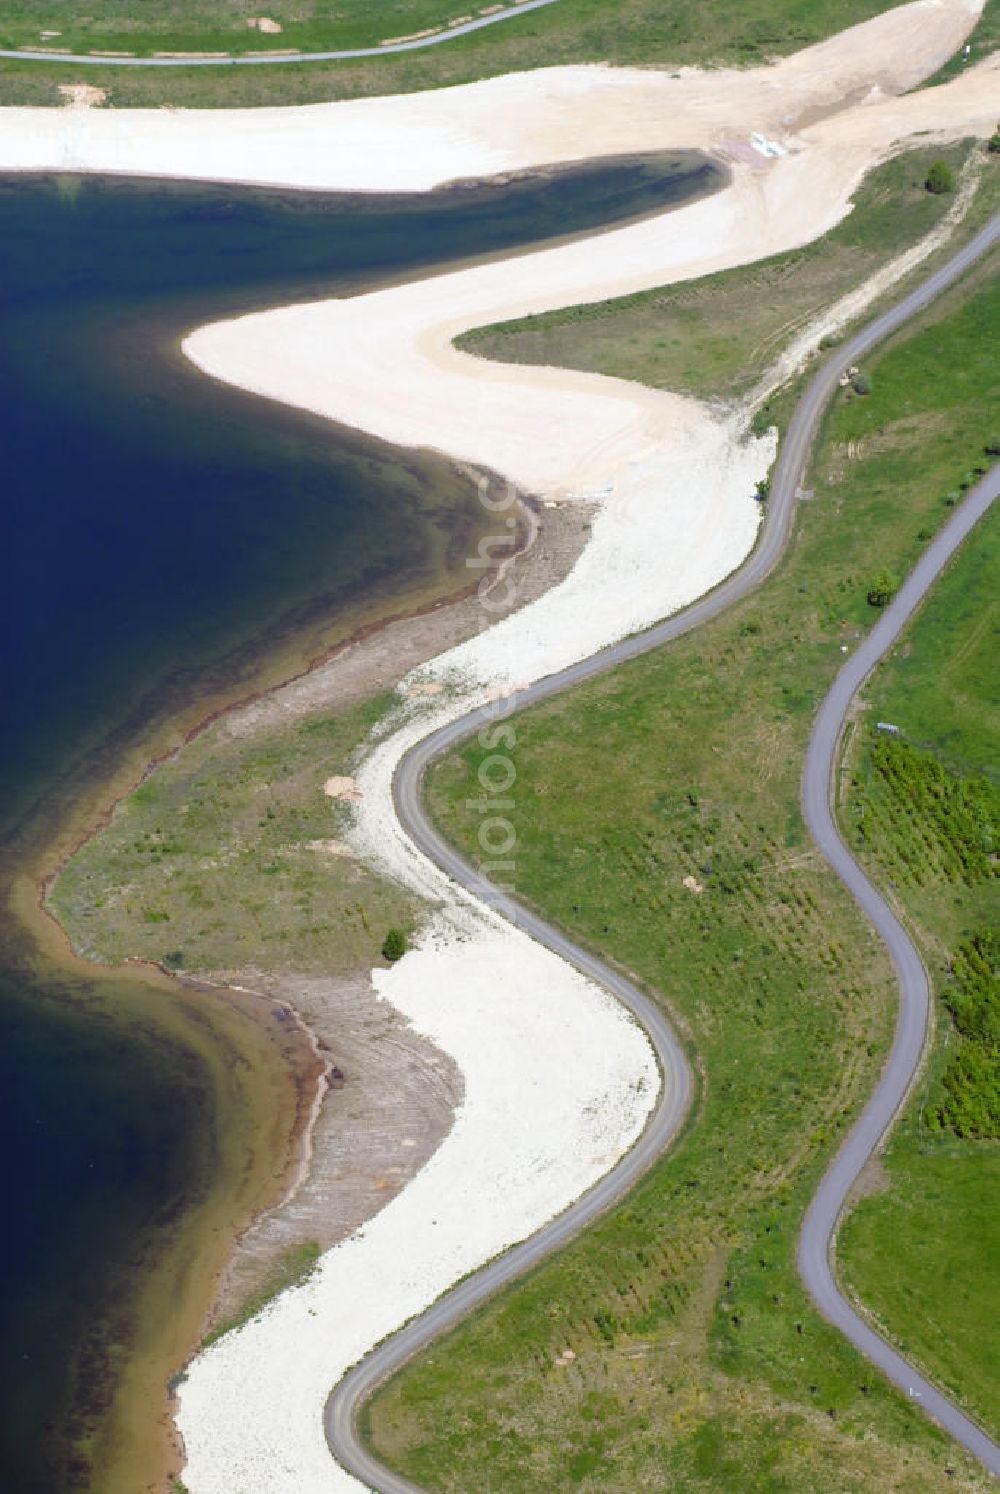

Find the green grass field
[[51, 690, 414, 983], [836, 497, 999, 1437], [359, 257, 1000, 1489], [2, 0, 994, 107], [0, 0, 471, 58], [459, 145, 977, 405]]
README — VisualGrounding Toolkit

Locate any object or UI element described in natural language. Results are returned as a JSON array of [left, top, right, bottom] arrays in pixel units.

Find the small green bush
[[852, 370, 872, 396], [925, 160, 954, 195], [985, 436, 1000, 456], [382, 927, 407, 962], [866, 569, 899, 607]]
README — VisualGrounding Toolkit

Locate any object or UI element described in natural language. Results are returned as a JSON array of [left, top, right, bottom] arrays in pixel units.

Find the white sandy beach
[[4, 3, 994, 1488]]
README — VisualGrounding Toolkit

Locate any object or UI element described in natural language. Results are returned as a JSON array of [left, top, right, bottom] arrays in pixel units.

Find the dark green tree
[[381, 927, 407, 962], [866, 569, 899, 607], [925, 159, 954, 195]]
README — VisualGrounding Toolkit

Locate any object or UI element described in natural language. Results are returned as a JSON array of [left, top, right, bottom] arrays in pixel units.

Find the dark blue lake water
[[0, 153, 722, 1489]]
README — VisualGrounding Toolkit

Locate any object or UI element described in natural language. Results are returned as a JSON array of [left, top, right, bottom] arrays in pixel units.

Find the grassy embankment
[[51, 690, 418, 983], [836, 501, 998, 1437], [360, 252, 1000, 1483], [2, 0, 994, 106], [459, 144, 976, 405]]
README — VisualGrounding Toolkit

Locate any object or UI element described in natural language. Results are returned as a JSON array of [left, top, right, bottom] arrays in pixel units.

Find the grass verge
[[359, 258, 1000, 1488]]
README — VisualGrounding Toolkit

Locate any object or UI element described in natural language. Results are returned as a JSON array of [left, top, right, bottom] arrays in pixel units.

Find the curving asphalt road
[[0, 0, 562, 67], [799, 456, 1000, 1477], [325, 209, 1000, 1490]]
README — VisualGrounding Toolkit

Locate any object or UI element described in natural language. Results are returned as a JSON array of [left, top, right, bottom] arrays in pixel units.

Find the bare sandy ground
[[205, 972, 464, 1330], [0, 0, 989, 190]]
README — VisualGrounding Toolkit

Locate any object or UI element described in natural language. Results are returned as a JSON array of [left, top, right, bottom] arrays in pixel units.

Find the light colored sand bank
[[57, 3, 990, 1487], [0, 0, 988, 190], [178, 919, 658, 1492]]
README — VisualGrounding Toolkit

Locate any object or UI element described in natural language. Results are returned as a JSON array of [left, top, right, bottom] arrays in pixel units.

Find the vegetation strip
[[0, 0, 986, 108], [0, 0, 563, 66], [325, 217, 1000, 1487]]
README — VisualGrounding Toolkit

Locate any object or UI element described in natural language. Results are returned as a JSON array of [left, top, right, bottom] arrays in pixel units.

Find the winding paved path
[[799, 455, 1000, 1476], [326, 210, 1000, 1489], [0, 0, 561, 67]]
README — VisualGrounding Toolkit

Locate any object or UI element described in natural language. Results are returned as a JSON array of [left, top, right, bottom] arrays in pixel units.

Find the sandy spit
[[18, 3, 987, 1489]]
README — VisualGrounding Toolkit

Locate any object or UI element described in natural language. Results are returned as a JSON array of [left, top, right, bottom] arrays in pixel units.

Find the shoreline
[[181, 61, 1000, 508], [28, 476, 586, 1488], [36, 486, 537, 906], [0, 144, 720, 203], [151, 485, 591, 1334], [3, 858, 322, 1493]]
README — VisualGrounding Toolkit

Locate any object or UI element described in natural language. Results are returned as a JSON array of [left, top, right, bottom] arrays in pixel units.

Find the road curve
[[326, 209, 1000, 1491], [799, 458, 1000, 1475], [0, 0, 561, 67]]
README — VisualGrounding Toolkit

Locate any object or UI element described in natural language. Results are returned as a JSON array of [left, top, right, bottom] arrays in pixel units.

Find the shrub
[[381, 927, 407, 962], [985, 436, 1000, 456], [931, 930, 1000, 1139], [852, 370, 872, 396], [989, 124, 1000, 154], [866, 569, 899, 607], [856, 737, 999, 888], [925, 160, 954, 195]]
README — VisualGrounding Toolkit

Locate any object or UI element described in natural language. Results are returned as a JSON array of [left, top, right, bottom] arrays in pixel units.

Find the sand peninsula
[[3, 1, 997, 1488]]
